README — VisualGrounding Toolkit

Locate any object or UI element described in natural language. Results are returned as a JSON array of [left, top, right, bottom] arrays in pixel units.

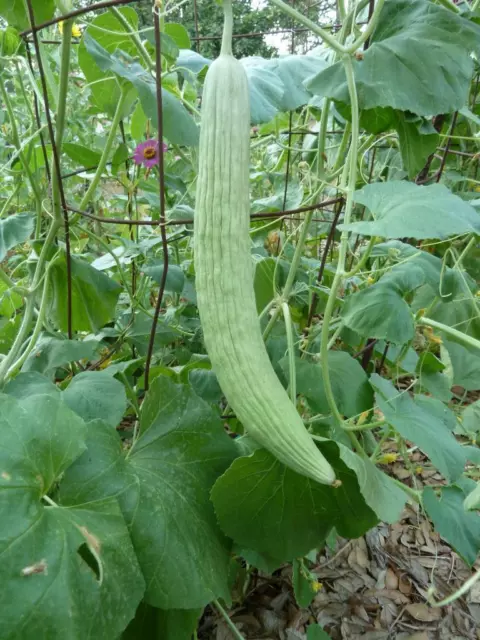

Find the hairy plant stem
[[77, 88, 129, 212], [346, 235, 376, 277], [0, 267, 15, 289], [262, 211, 314, 341], [282, 302, 297, 403], [0, 185, 20, 219], [319, 55, 359, 426], [6, 262, 54, 378], [0, 219, 61, 385], [14, 60, 35, 122], [269, 0, 384, 55], [317, 98, 332, 177], [213, 600, 245, 640], [221, 0, 233, 55], [418, 316, 480, 352], [51, 19, 73, 222], [0, 80, 43, 208], [111, 6, 153, 71], [391, 477, 421, 503]]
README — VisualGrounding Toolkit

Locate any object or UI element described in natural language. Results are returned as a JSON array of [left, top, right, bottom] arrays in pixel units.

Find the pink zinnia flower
[[133, 139, 168, 168]]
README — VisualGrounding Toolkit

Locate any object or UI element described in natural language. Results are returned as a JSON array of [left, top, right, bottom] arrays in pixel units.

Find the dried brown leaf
[[405, 603, 442, 622]]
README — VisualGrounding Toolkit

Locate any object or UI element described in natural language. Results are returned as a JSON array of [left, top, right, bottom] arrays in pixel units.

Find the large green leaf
[[0, 278, 22, 319], [78, 8, 139, 117], [460, 400, 480, 437], [142, 263, 185, 294], [254, 54, 328, 113], [120, 311, 181, 356], [394, 113, 440, 180], [371, 375, 466, 482], [63, 142, 102, 168], [305, 0, 480, 116], [4, 371, 59, 398], [337, 445, 405, 524], [340, 182, 480, 240], [429, 294, 480, 341], [0, 213, 34, 262], [415, 352, 452, 402], [424, 486, 480, 566], [241, 57, 284, 124], [443, 338, 480, 391], [0, 25, 21, 56], [370, 240, 476, 298], [63, 371, 127, 428], [60, 377, 237, 609], [164, 23, 191, 49], [0, 316, 21, 355], [48, 254, 122, 333], [21, 335, 100, 375], [0, 394, 144, 639], [293, 558, 318, 608], [123, 602, 201, 639], [254, 257, 278, 314], [341, 285, 415, 345], [0, 0, 54, 30], [176, 49, 211, 75], [211, 444, 377, 562], [83, 33, 199, 146], [280, 352, 373, 418]]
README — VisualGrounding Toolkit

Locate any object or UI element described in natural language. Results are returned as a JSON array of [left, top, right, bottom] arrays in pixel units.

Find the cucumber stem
[[221, 0, 233, 57]]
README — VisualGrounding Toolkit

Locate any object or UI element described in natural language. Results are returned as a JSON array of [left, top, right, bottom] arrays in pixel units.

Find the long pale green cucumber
[[194, 0, 336, 486]]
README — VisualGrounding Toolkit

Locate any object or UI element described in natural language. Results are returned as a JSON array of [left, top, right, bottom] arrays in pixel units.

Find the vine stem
[[418, 316, 480, 352], [212, 600, 245, 640], [0, 219, 61, 385], [282, 302, 297, 403], [429, 566, 480, 608], [0, 80, 43, 207], [268, 0, 385, 54], [5, 262, 54, 378], [0, 185, 20, 219], [26, 0, 74, 338], [51, 19, 73, 221], [262, 210, 314, 342], [111, 6, 153, 71], [319, 54, 359, 426], [220, 0, 233, 56], [78, 88, 129, 211]]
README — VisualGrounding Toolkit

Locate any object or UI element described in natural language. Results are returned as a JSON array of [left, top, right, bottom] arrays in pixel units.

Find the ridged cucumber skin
[[194, 54, 336, 486]]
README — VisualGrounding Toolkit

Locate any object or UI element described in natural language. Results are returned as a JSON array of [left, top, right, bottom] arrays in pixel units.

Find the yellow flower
[[58, 21, 82, 38], [357, 411, 370, 426], [424, 326, 442, 345], [311, 581, 323, 592], [379, 453, 398, 464], [415, 465, 423, 475]]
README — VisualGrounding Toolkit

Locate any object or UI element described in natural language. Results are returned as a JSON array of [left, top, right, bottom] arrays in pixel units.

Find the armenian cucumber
[[194, 0, 336, 486]]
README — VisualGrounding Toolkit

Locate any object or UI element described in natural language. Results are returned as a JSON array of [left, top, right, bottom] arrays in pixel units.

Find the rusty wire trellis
[[12, 0, 472, 382]]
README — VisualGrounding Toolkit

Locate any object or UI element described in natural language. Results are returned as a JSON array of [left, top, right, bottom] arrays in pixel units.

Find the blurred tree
[[78, 0, 338, 58]]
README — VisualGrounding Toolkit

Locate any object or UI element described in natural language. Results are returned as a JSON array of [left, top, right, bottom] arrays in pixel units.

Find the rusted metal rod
[[66, 198, 342, 227], [20, 0, 141, 36]]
